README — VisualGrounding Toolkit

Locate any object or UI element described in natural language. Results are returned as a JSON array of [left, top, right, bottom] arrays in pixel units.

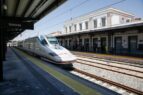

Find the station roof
[[0, 0, 66, 41]]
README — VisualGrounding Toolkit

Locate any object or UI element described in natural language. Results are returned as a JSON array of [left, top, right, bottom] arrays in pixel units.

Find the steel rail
[[77, 56, 143, 74], [73, 52, 143, 67], [76, 59, 143, 79], [73, 68, 143, 95]]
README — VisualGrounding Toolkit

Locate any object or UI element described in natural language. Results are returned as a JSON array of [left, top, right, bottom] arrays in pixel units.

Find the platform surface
[[0, 48, 119, 95], [0, 48, 74, 95]]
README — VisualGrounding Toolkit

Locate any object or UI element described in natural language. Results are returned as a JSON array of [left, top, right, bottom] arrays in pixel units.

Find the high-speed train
[[17, 35, 76, 66]]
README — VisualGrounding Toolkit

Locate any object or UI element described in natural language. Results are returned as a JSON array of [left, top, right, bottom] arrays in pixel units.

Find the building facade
[[56, 8, 143, 56], [63, 8, 135, 34]]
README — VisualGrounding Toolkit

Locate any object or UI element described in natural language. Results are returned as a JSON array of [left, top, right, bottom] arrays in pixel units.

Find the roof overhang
[[0, 0, 67, 41]]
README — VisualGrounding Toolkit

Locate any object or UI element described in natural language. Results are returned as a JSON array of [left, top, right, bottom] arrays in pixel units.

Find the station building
[[56, 8, 143, 56]]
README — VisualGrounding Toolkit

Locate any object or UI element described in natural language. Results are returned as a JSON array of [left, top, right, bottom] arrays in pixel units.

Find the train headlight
[[49, 52, 58, 56]]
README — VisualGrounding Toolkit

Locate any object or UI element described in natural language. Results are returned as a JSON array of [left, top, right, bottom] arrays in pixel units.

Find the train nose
[[54, 56, 62, 62], [60, 54, 76, 62]]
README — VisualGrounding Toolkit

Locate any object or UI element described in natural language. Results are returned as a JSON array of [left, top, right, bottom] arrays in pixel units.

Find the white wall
[[111, 14, 120, 25], [64, 8, 134, 34], [64, 13, 108, 33]]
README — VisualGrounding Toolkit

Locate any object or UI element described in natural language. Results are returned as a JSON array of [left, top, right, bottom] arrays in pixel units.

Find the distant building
[[7, 41, 18, 47], [63, 8, 139, 34], [49, 31, 62, 36], [134, 18, 142, 21], [56, 8, 143, 57], [7, 42, 12, 47]]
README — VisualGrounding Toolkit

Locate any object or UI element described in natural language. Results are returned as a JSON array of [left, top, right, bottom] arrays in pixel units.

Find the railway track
[[76, 58, 143, 79], [71, 68, 143, 95], [70, 54, 143, 95], [16, 49, 143, 94], [36, 54, 143, 95], [72, 52, 143, 68], [41, 55, 143, 94], [40, 54, 143, 94], [77, 54, 143, 68]]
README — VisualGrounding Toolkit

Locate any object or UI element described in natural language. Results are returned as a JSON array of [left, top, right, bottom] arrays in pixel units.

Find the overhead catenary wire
[[36, 0, 90, 30], [41, 0, 90, 23], [17, 0, 127, 40], [40, 0, 127, 26], [36, 0, 127, 32], [48, 0, 126, 22]]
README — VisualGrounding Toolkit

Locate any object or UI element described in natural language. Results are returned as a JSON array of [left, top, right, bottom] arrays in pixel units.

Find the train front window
[[41, 39, 48, 45], [47, 37, 59, 45], [39, 36, 48, 46]]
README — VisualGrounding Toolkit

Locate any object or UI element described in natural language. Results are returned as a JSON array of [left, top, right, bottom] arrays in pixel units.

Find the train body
[[17, 35, 76, 65]]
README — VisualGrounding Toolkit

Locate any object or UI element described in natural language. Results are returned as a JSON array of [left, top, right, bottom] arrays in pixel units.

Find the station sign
[[0, 17, 35, 30], [7, 22, 34, 29]]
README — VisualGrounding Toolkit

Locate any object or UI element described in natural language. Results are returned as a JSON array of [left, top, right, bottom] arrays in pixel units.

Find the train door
[[93, 38, 98, 52], [128, 36, 137, 54], [115, 37, 122, 54], [84, 38, 89, 51], [101, 37, 106, 53]]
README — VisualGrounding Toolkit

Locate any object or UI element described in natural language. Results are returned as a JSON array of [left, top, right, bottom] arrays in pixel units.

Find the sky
[[14, 0, 143, 41]]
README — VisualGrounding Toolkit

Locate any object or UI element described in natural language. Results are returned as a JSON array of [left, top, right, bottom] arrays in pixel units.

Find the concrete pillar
[[3, 39, 7, 61], [107, 12, 111, 27], [108, 33, 115, 54], [89, 35, 93, 52], [0, 30, 3, 81]]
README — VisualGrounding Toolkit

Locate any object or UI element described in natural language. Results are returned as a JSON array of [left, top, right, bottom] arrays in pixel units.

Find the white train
[[17, 35, 76, 66]]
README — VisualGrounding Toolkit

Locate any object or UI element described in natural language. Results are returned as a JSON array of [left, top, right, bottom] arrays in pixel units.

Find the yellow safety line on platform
[[15, 49, 101, 95]]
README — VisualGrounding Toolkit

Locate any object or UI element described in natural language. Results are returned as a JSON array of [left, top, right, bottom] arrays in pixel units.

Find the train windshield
[[39, 35, 48, 46], [47, 37, 59, 45]]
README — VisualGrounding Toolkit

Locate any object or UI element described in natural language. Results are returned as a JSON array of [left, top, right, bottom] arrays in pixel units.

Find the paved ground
[[0, 48, 120, 95], [0, 48, 78, 95]]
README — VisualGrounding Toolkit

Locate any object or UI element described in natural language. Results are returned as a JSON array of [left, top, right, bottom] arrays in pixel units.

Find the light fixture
[[3, 4, 7, 10]]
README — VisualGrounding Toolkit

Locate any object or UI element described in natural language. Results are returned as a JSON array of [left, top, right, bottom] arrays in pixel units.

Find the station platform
[[0, 48, 119, 95]]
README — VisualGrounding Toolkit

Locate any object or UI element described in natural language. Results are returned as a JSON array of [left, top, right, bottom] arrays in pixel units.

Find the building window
[[121, 18, 125, 23], [74, 24, 77, 31], [93, 19, 97, 28], [85, 21, 88, 29], [69, 26, 71, 32], [79, 23, 82, 30], [101, 17, 106, 27], [126, 19, 130, 22]]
